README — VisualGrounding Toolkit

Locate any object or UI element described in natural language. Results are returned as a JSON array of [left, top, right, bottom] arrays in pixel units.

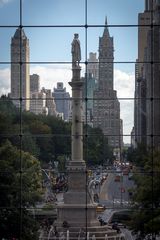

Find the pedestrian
[[98, 216, 104, 226], [54, 226, 59, 239], [91, 235, 96, 240], [59, 231, 65, 240], [62, 220, 69, 230], [67, 230, 69, 240], [112, 222, 120, 233], [78, 228, 85, 240]]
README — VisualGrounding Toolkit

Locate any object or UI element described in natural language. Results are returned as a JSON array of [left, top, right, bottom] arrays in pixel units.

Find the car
[[121, 187, 125, 193], [114, 174, 121, 182], [112, 222, 120, 233], [123, 168, 129, 175], [96, 204, 106, 213]]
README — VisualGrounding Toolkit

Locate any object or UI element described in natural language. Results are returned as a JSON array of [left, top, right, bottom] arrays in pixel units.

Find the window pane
[[22, 0, 85, 25]]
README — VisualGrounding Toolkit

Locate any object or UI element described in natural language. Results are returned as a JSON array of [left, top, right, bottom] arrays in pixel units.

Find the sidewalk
[[99, 173, 113, 200]]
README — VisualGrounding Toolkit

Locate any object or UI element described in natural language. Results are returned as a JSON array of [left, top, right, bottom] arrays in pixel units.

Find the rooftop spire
[[105, 16, 108, 26], [13, 27, 27, 39], [103, 16, 109, 37]]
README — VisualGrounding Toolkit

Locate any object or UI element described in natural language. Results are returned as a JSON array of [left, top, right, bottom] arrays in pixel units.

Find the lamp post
[[112, 195, 115, 208]]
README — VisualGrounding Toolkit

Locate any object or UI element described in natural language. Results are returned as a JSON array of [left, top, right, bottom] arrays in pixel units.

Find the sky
[[0, 0, 145, 143]]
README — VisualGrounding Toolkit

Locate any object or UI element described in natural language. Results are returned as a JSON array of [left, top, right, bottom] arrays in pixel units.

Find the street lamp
[[112, 195, 115, 208]]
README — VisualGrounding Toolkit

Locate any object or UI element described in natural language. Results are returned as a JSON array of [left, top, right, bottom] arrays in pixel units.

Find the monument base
[[56, 203, 99, 228], [55, 205, 124, 239]]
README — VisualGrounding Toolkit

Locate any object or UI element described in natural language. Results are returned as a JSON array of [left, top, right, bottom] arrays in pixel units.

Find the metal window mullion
[[19, 0, 23, 239], [85, 0, 88, 236], [150, 1, 154, 238]]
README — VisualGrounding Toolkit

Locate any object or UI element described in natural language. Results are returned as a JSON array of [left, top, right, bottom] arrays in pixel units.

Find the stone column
[[64, 65, 88, 206], [56, 34, 98, 228], [69, 65, 84, 165]]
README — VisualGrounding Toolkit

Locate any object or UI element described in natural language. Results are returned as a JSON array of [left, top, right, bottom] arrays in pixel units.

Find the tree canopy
[[0, 96, 113, 167], [0, 140, 42, 240], [129, 148, 160, 237]]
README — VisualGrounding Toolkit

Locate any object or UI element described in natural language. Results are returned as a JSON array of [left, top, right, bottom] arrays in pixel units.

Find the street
[[99, 172, 135, 208], [98, 171, 136, 240]]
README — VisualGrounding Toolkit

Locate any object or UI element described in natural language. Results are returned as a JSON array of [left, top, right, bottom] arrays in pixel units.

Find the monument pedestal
[[56, 161, 99, 228], [56, 204, 99, 228]]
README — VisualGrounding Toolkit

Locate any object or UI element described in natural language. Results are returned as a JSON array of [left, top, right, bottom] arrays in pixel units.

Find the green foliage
[[127, 143, 148, 167], [0, 96, 114, 238], [0, 208, 40, 240], [129, 149, 160, 236], [0, 140, 42, 239], [0, 95, 18, 117], [0, 97, 112, 167], [42, 203, 56, 210], [40, 115, 71, 159], [84, 125, 114, 166], [57, 155, 66, 172]]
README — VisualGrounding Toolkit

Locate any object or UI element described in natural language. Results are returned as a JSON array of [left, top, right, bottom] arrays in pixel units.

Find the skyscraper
[[134, 0, 152, 147], [145, 1, 160, 148], [30, 74, 40, 93], [11, 27, 30, 111], [53, 82, 70, 121], [134, 0, 160, 149], [41, 88, 57, 116], [93, 18, 123, 152], [98, 17, 114, 91], [82, 73, 97, 125], [87, 52, 99, 82], [30, 91, 48, 115]]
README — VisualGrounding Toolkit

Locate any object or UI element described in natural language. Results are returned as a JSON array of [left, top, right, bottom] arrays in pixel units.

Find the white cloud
[[1, 66, 135, 99], [0, 65, 134, 143], [0, 64, 73, 97], [0, 0, 12, 6], [120, 100, 134, 131], [0, 68, 10, 96], [114, 69, 135, 98], [30, 64, 72, 94], [114, 69, 135, 143]]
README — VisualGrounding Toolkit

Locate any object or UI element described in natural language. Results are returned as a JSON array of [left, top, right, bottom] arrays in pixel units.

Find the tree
[[0, 140, 43, 240], [41, 115, 71, 159], [84, 125, 114, 166], [127, 143, 147, 167], [57, 155, 66, 172], [28, 120, 52, 162], [129, 150, 160, 237]]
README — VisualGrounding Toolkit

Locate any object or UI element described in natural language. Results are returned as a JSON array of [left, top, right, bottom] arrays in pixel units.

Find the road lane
[[99, 172, 135, 208], [100, 173, 114, 200]]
